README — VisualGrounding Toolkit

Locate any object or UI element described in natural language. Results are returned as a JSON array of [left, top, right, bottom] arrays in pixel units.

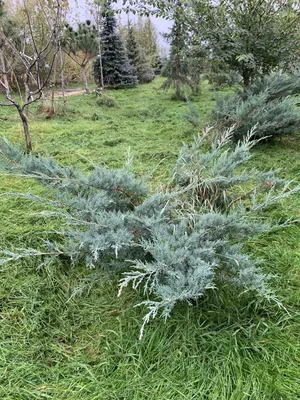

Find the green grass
[[0, 79, 214, 177], [0, 78, 300, 399]]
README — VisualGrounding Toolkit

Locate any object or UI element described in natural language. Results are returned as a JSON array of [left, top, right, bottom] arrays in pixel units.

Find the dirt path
[[54, 89, 87, 98]]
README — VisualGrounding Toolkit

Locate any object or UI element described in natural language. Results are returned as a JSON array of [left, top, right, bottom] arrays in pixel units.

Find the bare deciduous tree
[[0, 0, 63, 152]]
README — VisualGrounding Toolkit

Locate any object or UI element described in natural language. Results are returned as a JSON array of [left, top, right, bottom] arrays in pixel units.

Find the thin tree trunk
[[0, 52, 31, 151], [59, 45, 66, 107], [81, 65, 89, 94], [18, 109, 32, 152], [24, 81, 30, 117], [97, 43, 104, 92], [35, 55, 45, 103], [0, 49, 10, 96], [51, 52, 58, 112], [96, 5, 104, 91], [242, 69, 251, 88]]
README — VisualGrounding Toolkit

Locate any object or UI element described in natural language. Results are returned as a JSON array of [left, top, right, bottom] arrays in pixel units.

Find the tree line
[[120, 0, 300, 93]]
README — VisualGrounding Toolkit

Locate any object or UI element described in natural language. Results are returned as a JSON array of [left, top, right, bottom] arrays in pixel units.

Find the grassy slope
[[0, 79, 299, 400]]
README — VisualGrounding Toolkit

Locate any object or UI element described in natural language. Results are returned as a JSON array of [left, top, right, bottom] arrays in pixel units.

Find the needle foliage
[[0, 126, 299, 336]]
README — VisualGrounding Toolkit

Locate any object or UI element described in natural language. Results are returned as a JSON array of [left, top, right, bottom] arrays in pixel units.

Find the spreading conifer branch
[[0, 125, 299, 337]]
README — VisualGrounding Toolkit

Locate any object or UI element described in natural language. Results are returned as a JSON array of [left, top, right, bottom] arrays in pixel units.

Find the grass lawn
[[0, 78, 300, 399]]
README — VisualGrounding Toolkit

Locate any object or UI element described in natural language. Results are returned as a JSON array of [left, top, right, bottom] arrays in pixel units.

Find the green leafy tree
[[93, 1, 137, 89], [205, 64, 242, 90], [126, 23, 154, 84], [118, 0, 300, 87], [112, 0, 175, 18], [190, 0, 300, 87]]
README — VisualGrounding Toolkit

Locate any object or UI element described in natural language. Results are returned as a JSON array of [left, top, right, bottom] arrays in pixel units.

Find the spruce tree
[[93, 2, 137, 89], [126, 24, 154, 84]]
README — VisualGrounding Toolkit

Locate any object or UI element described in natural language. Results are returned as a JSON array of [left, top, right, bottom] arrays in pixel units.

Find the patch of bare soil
[[55, 89, 87, 98]]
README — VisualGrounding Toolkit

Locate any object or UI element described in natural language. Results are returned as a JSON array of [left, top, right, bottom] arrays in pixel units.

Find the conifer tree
[[162, 1, 193, 99], [93, 1, 137, 89], [126, 23, 154, 84], [187, 45, 207, 90], [63, 20, 98, 93]]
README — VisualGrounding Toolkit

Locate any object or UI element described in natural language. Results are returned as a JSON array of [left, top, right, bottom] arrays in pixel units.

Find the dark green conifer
[[93, 2, 137, 89], [126, 24, 154, 84]]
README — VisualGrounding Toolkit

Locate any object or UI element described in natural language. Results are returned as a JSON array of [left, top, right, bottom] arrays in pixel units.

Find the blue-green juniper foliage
[[0, 127, 298, 336], [213, 72, 300, 141]]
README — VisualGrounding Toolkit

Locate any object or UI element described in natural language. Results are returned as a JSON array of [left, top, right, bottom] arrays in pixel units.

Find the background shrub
[[212, 72, 300, 141], [96, 93, 116, 108], [206, 70, 241, 89]]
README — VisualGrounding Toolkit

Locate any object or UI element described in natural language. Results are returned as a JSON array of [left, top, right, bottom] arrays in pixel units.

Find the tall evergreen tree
[[126, 24, 154, 84], [93, 2, 137, 89], [162, 1, 193, 99]]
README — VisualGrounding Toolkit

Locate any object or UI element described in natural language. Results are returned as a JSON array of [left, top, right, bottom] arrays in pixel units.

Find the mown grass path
[[0, 79, 299, 399]]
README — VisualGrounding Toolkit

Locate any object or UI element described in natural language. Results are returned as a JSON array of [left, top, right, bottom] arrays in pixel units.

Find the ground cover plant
[[0, 78, 300, 399], [1, 125, 298, 339]]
